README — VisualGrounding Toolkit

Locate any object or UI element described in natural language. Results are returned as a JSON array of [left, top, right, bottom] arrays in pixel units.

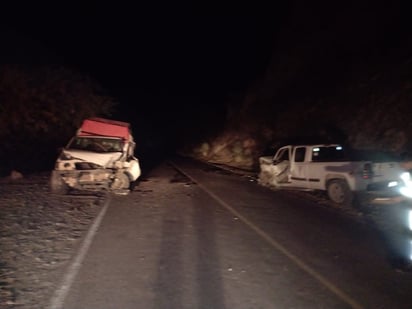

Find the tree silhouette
[[0, 64, 116, 174]]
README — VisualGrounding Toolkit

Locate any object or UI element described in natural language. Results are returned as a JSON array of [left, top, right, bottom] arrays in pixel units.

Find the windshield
[[66, 137, 124, 153]]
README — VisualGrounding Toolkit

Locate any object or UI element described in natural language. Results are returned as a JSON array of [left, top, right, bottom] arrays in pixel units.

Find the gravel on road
[[0, 173, 107, 309]]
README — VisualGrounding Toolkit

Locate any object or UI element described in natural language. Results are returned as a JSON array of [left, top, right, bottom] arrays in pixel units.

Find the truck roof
[[276, 144, 342, 149], [77, 117, 131, 140]]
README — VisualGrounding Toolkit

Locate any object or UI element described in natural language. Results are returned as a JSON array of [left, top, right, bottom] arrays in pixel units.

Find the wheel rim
[[329, 182, 345, 203], [111, 173, 130, 190]]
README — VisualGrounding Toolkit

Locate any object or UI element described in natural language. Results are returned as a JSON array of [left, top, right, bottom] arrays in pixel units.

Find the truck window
[[294, 147, 306, 162], [276, 148, 290, 162], [311, 146, 346, 162], [67, 137, 124, 153]]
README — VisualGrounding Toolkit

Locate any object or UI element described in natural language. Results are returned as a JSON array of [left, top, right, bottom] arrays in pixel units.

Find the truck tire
[[111, 172, 130, 190], [327, 179, 353, 206], [50, 171, 68, 194], [129, 179, 140, 191]]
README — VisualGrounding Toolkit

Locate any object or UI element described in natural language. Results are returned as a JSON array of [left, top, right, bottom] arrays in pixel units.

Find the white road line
[[171, 162, 365, 309], [47, 194, 112, 309]]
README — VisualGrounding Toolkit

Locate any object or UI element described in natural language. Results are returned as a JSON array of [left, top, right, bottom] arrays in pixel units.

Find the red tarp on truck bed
[[78, 118, 130, 140]]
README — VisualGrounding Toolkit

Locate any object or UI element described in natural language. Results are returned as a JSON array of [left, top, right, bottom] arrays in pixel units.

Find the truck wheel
[[129, 179, 140, 191], [327, 179, 353, 206], [111, 173, 130, 190], [50, 171, 68, 194]]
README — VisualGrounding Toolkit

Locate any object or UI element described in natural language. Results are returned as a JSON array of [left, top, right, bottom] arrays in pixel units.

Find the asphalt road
[[50, 158, 412, 309]]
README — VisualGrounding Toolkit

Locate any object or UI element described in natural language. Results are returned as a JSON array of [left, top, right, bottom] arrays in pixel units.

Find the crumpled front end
[[58, 168, 113, 191], [51, 149, 141, 194], [258, 156, 281, 188], [53, 155, 115, 192]]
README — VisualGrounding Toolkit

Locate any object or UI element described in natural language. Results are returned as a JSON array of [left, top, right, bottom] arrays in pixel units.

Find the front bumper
[[367, 188, 412, 205], [54, 169, 113, 191], [370, 195, 408, 205]]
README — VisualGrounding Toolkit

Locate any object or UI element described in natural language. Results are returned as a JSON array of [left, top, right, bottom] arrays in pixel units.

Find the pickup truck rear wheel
[[327, 179, 353, 206]]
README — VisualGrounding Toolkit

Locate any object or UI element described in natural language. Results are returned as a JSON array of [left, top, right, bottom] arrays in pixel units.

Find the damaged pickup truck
[[258, 144, 411, 206], [50, 117, 141, 194]]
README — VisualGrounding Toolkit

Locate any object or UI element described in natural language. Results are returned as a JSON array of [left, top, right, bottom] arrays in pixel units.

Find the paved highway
[[49, 158, 412, 309]]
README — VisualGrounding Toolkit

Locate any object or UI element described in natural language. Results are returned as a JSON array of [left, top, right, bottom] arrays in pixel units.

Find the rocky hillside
[[184, 2, 412, 170]]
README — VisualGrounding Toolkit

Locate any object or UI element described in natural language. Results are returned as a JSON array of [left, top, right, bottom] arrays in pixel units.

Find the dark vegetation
[[184, 1, 412, 169], [0, 65, 115, 175]]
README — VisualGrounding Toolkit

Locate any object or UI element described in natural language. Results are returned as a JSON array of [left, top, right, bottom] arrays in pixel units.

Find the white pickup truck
[[258, 144, 410, 205], [50, 117, 141, 194]]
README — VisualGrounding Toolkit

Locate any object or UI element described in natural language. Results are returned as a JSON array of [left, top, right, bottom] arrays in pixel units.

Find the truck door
[[272, 146, 292, 183], [306, 145, 346, 190], [290, 146, 308, 188]]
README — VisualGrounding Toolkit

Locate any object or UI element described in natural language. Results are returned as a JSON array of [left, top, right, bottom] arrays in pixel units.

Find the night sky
[[2, 2, 408, 103], [1, 1, 409, 156], [1, 4, 284, 109], [1, 3, 293, 155]]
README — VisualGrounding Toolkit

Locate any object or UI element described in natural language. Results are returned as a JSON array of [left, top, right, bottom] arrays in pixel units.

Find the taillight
[[362, 163, 373, 179]]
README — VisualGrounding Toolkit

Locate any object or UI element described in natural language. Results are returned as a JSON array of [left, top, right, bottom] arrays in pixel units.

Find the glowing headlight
[[388, 181, 398, 188], [398, 172, 412, 198], [401, 172, 411, 183], [400, 187, 412, 198]]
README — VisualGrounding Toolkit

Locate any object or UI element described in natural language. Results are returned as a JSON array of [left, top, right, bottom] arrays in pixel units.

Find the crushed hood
[[62, 150, 123, 167]]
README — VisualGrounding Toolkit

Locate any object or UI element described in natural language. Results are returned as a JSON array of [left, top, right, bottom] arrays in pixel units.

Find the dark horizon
[[1, 1, 411, 175]]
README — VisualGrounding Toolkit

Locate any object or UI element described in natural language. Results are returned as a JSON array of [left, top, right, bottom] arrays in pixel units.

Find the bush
[[0, 65, 116, 173]]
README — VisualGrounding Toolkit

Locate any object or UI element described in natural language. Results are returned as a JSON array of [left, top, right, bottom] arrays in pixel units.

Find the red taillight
[[362, 163, 373, 179]]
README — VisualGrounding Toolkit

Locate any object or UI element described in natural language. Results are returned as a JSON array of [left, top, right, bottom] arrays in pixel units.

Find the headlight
[[400, 187, 412, 198], [401, 172, 411, 183], [399, 172, 412, 198], [388, 181, 398, 188]]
